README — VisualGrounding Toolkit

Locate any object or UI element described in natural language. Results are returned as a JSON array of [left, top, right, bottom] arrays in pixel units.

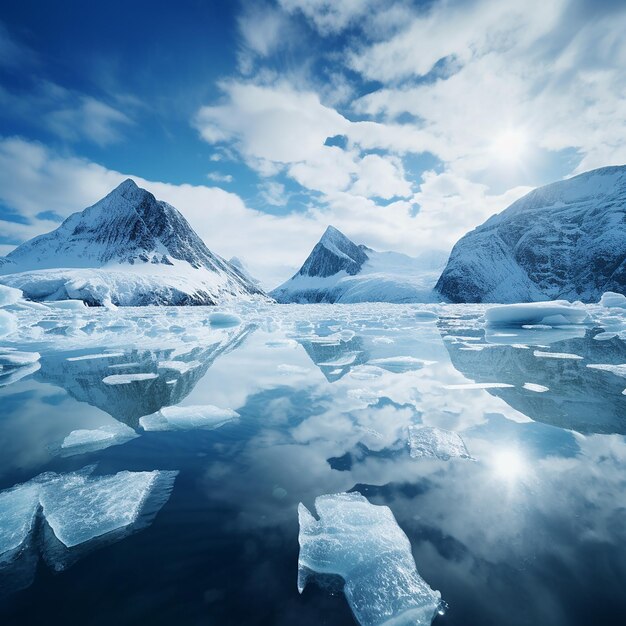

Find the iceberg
[[485, 302, 589, 327], [533, 350, 583, 360], [586, 363, 626, 378], [408, 426, 473, 461], [139, 404, 239, 431], [298, 492, 442, 626]]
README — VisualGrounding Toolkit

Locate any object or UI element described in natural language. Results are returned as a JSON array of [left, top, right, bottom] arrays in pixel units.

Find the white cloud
[[47, 96, 133, 146], [258, 181, 288, 206], [206, 172, 234, 184], [278, 0, 373, 35]]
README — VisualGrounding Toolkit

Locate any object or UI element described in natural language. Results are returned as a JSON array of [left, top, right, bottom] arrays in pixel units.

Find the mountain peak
[[294, 225, 369, 279]]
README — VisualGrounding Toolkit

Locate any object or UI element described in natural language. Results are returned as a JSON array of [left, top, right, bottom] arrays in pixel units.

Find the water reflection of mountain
[[442, 327, 626, 435], [36, 325, 256, 428], [298, 335, 369, 382]]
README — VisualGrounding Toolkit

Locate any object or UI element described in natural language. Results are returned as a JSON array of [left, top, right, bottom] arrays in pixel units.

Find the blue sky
[[1, 0, 625, 287]]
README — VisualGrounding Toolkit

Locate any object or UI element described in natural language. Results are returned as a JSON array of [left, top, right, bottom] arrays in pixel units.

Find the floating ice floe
[[208, 312, 242, 327], [599, 291, 626, 309], [157, 360, 201, 374], [0, 350, 40, 367], [408, 426, 473, 461], [485, 302, 589, 327], [317, 353, 358, 367], [66, 352, 125, 362], [368, 356, 435, 373], [0, 467, 177, 578], [44, 299, 87, 310], [533, 350, 583, 360], [60, 423, 138, 455], [139, 404, 239, 431], [586, 363, 626, 378], [0, 310, 17, 338], [523, 383, 549, 393], [102, 373, 159, 385], [298, 492, 442, 626], [444, 382, 514, 390]]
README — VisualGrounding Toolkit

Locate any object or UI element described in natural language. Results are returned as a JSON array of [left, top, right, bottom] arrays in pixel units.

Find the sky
[[0, 0, 625, 288]]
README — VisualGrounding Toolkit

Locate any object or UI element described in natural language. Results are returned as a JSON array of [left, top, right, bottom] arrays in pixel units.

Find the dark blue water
[[1, 304, 625, 625]]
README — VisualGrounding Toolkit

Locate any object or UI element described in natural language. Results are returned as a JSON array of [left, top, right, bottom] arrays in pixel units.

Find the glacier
[[0, 179, 267, 306], [271, 226, 446, 304], [297, 492, 442, 626], [436, 165, 626, 303]]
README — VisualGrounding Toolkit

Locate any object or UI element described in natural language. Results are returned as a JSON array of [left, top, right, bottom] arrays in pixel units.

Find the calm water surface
[[1, 303, 625, 626]]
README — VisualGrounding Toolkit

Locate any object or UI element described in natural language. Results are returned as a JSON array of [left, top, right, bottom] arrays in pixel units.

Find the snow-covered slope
[[0, 180, 267, 306], [436, 165, 626, 303], [271, 226, 446, 303]]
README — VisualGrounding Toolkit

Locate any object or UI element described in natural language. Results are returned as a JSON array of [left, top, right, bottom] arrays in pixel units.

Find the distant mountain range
[[1, 166, 624, 306], [0, 179, 266, 306], [271, 226, 446, 303]]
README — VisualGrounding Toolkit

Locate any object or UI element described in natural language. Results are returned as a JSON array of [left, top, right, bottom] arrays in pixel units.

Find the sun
[[490, 128, 528, 162]]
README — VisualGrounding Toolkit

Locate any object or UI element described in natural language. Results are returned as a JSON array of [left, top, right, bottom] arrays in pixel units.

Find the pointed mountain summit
[[436, 165, 626, 303], [298, 225, 370, 278], [271, 225, 446, 303], [0, 180, 266, 306]]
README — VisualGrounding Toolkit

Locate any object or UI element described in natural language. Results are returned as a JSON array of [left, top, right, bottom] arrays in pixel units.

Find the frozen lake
[[1, 302, 625, 625]]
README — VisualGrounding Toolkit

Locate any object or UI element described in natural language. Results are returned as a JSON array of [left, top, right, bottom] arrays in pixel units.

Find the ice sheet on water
[[102, 372, 159, 385], [368, 356, 435, 373], [485, 302, 589, 327], [157, 360, 201, 374], [298, 492, 442, 626], [533, 350, 583, 360], [67, 352, 125, 362], [0, 350, 41, 367], [444, 382, 514, 390], [523, 383, 549, 392], [60, 423, 138, 455], [0, 362, 41, 388], [140, 404, 239, 431], [408, 426, 473, 461], [43, 299, 87, 310], [586, 363, 626, 378], [0, 482, 40, 564], [39, 469, 176, 548]]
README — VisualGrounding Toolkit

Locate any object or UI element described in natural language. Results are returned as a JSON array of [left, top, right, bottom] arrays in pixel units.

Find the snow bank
[[485, 302, 589, 327], [298, 492, 442, 626], [102, 373, 158, 385]]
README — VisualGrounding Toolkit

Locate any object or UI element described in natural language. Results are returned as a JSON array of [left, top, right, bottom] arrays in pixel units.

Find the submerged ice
[[139, 404, 239, 431], [298, 492, 441, 626]]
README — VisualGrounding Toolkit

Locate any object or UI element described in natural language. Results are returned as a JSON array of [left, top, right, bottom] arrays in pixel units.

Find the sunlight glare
[[490, 447, 527, 483], [491, 128, 528, 162]]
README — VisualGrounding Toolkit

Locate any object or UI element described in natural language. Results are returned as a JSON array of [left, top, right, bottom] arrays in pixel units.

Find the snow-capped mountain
[[228, 256, 261, 287], [436, 165, 626, 303], [0, 179, 267, 306], [271, 226, 446, 303]]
